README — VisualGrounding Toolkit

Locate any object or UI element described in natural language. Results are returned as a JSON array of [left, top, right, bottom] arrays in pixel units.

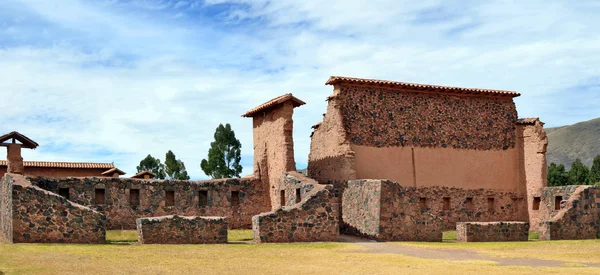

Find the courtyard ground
[[0, 230, 598, 274]]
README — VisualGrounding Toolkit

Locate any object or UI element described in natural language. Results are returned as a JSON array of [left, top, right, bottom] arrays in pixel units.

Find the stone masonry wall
[[457, 222, 529, 242], [252, 101, 298, 209], [342, 180, 443, 242], [137, 215, 228, 244], [7, 174, 106, 244], [538, 185, 600, 240], [516, 119, 548, 232], [252, 173, 339, 243], [308, 88, 356, 183], [414, 186, 528, 230], [333, 84, 518, 150], [29, 176, 270, 230], [0, 173, 13, 243]]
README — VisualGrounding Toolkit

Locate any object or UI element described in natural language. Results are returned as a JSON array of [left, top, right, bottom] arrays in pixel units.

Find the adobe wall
[[342, 180, 443, 242], [136, 215, 228, 244], [308, 88, 356, 183], [538, 185, 600, 240], [252, 173, 339, 243], [352, 145, 520, 191], [28, 176, 270, 230], [516, 120, 548, 232], [0, 173, 13, 243], [457, 222, 529, 242], [7, 174, 106, 244], [252, 101, 297, 209], [0, 167, 109, 179]]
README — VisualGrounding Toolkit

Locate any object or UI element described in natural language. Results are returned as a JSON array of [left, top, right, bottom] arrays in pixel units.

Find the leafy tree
[[165, 150, 190, 180], [201, 123, 243, 179], [590, 155, 600, 184], [136, 154, 166, 179], [567, 158, 590, 185], [547, 162, 568, 186]]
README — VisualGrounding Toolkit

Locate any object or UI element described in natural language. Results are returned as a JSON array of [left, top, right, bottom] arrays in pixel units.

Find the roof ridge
[[242, 93, 306, 117]]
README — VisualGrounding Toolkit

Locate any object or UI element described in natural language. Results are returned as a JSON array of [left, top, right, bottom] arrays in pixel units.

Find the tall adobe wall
[[516, 118, 548, 231], [310, 82, 524, 193], [244, 94, 304, 209]]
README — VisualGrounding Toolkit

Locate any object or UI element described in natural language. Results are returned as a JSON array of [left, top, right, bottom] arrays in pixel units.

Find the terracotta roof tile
[[0, 160, 114, 169], [516, 117, 540, 125], [242, 93, 306, 117], [131, 171, 157, 179], [326, 76, 521, 98], [101, 167, 126, 176]]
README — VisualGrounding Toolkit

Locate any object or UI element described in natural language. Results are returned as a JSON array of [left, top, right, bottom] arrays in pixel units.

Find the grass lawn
[[104, 230, 254, 243], [0, 230, 598, 274], [396, 231, 600, 264]]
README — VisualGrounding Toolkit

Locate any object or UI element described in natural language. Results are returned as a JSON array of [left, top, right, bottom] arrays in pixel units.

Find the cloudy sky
[[1, 0, 599, 179]]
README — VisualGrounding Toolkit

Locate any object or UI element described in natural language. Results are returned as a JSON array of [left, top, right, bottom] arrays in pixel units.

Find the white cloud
[[1, 0, 599, 179]]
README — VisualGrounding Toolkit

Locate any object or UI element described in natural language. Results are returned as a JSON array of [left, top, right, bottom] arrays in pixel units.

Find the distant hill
[[546, 117, 600, 168]]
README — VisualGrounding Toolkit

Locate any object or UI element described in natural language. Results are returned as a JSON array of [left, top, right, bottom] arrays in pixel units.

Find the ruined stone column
[[7, 144, 24, 175]]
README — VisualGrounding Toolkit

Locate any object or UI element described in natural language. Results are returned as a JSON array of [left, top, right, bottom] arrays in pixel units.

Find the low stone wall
[[539, 186, 600, 240], [29, 176, 270, 230], [252, 173, 339, 243], [137, 215, 228, 244], [456, 222, 529, 242], [0, 173, 13, 243], [5, 174, 106, 244], [342, 180, 443, 242]]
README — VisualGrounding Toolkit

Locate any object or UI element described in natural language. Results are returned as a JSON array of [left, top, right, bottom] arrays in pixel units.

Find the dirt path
[[339, 235, 600, 268]]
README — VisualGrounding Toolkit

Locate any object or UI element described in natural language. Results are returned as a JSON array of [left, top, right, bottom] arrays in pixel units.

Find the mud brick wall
[[7, 174, 106, 244], [251, 101, 297, 209], [333, 84, 518, 150], [516, 119, 548, 232], [414, 187, 528, 230], [28, 176, 270, 230], [457, 222, 529, 242], [137, 215, 228, 244], [0, 174, 13, 243], [252, 174, 339, 243], [539, 186, 600, 240], [342, 180, 443, 242]]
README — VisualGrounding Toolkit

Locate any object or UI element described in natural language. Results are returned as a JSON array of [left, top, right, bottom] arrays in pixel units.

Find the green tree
[[590, 155, 600, 184], [165, 150, 190, 180], [567, 158, 590, 185], [136, 154, 166, 179], [201, 123, 243, 179], [547, 162, 568, 186]]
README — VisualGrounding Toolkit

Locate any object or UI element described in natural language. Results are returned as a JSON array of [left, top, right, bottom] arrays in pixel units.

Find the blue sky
[[1, 0, 599, 179]]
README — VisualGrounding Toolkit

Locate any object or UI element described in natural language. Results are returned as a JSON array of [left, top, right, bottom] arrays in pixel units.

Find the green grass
[[2, 241, 600, 274], [105, 230, 255, 243]]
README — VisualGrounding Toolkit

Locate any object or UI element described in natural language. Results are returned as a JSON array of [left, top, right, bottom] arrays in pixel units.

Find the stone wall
[[0, 167, 110, 179], [251, 101, 298, 209], [457, 222, 529, 242], [308, 91, 356, 183], [0, 173, 13, 243], [538, 185, 600, 240], [29, 176, 270, 230], [6, 173, 106, 244], [252, 173, 339, 243], [414, 186, 528, 230], [516, 118, 548, 232], [332, 84, 518, 150], [136, 215, 228, 244], [342, 180, 443, 242]]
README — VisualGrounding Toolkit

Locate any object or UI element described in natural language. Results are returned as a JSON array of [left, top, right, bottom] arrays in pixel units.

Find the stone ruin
[[1, 76, 599, 244]]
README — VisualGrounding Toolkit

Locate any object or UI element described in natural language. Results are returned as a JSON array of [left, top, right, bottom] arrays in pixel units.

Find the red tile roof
[[0, 160, 114, 169], [326, 76, 521, 98], [131, 171, 156, 179], [101, 167, 126, 176], [516, 117, 541, 125], [242, 93, 306, 117]]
